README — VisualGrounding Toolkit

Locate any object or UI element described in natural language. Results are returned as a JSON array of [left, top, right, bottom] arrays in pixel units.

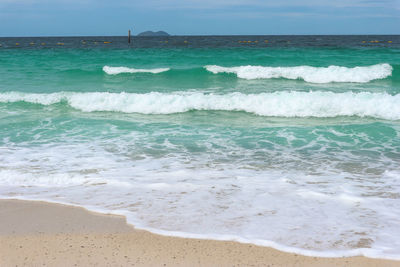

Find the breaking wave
[[205, 63, 393, 83], [103, 66, 170, 75], [1, 91, 400, 120]]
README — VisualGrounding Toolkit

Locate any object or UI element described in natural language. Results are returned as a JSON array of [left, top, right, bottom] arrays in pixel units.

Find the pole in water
[[128, 30, 131, 43]]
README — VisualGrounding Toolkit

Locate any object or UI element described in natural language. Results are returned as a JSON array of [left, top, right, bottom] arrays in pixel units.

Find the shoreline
[[1, 199, 399, 266]]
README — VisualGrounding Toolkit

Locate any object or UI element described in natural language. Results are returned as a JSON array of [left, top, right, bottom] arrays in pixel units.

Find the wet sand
[[0, 199, 398, 266]]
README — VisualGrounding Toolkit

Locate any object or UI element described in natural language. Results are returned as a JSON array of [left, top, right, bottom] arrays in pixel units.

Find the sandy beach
[[0, 199, 398, 266]]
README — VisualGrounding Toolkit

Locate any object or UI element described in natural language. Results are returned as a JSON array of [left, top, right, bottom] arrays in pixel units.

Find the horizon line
[[1, 33, 400, 38]]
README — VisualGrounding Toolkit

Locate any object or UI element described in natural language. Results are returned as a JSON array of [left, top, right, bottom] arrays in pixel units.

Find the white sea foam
[[103, 65, 170, 75], [1, 91, 400, 120], [205, 63, 393, 83], [1, 142, 400, 259], [1, 117, 400, 259]]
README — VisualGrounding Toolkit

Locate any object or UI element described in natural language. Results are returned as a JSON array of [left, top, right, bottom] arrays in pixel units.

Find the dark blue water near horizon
[[0, 35, 399, 49]]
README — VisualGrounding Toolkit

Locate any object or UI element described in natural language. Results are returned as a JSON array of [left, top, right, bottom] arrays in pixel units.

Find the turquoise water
[[1, 36, 400, 259]]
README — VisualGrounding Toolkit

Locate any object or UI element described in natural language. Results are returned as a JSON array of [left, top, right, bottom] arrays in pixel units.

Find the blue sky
[[0, 0, 399, 36]]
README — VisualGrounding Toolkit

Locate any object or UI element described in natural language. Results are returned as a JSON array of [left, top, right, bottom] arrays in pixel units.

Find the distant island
[[137, 31, 170, 37]]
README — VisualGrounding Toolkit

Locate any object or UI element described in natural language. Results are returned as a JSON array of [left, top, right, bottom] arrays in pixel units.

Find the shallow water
[[1, 35, 400, 259]]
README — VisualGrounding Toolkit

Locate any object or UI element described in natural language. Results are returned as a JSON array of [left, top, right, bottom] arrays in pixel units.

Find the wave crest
[[103, 66, 170, 75], [205, 64, 392, 83], [1, 91, 400, 120]]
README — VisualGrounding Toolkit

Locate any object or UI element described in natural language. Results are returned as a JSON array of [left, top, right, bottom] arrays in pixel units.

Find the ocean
[[0, 35, 399, 259]]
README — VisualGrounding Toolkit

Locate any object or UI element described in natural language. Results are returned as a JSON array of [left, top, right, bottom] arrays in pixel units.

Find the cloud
[[131, 0, 399, 9], [1, 0, 398, 11], [123, 0, 400, 19]]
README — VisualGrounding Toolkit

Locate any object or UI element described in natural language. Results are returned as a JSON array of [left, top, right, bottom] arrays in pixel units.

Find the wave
[[103, 64, 393, 83], [205, 63, 393, 83], [103, 66, 170, 75], [1, 91, 400, 120]]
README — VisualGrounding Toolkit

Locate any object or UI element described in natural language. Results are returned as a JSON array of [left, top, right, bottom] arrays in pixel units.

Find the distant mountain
[[137, 31, 170, 37]]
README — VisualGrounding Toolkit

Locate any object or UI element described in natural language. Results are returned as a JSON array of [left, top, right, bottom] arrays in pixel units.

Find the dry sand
[[0, 199, 398, 267]]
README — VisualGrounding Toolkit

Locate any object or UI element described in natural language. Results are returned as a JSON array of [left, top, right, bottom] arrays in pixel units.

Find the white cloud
[[0, 0, 397, 9], [130, 0, 399, 9]]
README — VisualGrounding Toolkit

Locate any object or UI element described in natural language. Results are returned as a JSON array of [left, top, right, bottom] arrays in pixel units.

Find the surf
[[1, 91, 399, 120], [103, 66, 170, 75], [205, 63, 393, 83]]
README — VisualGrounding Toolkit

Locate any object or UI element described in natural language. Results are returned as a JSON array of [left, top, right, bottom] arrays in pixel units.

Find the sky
[[0, 0, 399, 36]]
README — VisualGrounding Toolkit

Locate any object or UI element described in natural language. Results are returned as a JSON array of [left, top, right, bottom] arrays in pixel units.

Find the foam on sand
[[205, 63, 393, 83]]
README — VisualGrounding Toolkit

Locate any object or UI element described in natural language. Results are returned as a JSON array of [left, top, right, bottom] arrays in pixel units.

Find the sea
[[0, 35, 399, 259]]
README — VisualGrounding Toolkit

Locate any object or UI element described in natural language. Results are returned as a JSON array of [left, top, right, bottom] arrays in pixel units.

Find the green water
[[1, 47, 400, 94], [1, 39, 400, 258]]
